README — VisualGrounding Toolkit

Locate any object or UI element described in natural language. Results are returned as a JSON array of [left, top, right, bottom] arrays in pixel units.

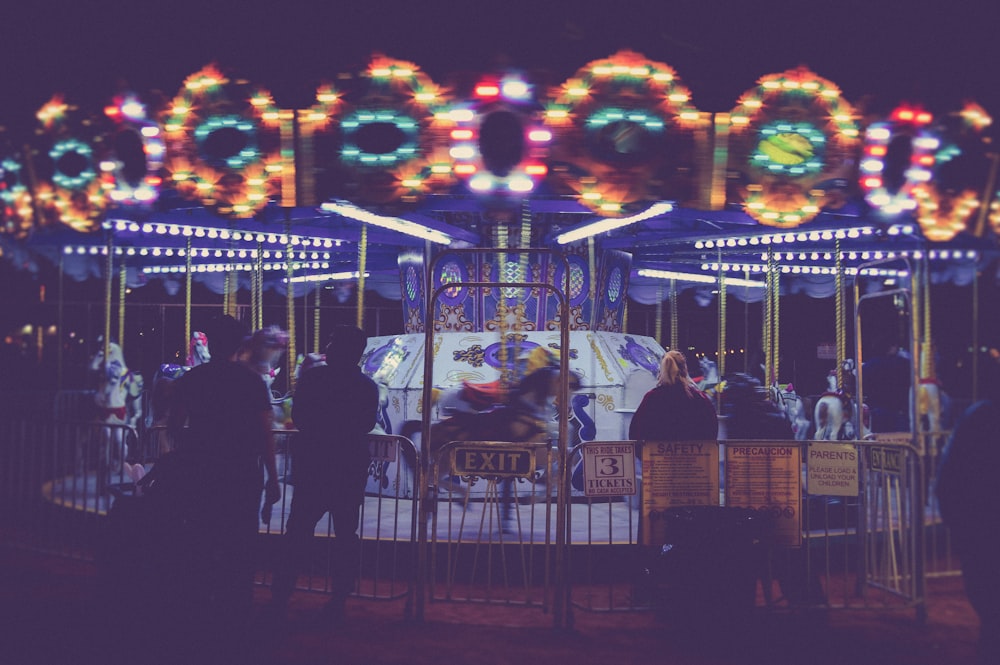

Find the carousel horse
[[416, 363, 582, 497], [88, 339, 144, 491], [146, 331, 211, 429], [771, 383, 810, 441], [238, 325, 291, 431], [813, 359, 871, 440], [693, 357, 721, 391]]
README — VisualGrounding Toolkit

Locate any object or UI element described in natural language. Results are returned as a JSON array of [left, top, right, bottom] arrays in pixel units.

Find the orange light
[[450, 129, 474, 140], [896, 109, 914, 121], [475, 84, 500, 97], [454, 164, 477, 175], [916, 112, 932, 124], [869, 146, 887, 156], [864, 177, 882, 188], [104, 105, 120, 118], [917, 155, 935, 166], [524, 164, 547, 176], [145, 176, 162, 186]]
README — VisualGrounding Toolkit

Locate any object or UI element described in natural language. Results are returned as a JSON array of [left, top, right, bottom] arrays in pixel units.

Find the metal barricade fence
[[2, 417, 937, 625], [1, 418, 137, 558], [563, 438, 928, 621], [255, 432, 420, 606], [919, 428, 960, 578], [423, 440, 556, 616]]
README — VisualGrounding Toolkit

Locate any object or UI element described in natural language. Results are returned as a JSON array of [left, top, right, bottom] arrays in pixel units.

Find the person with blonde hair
[[629, 350, 718, 442]]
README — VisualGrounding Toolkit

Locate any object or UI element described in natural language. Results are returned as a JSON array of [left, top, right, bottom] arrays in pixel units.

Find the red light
[[475, 84, 500, 98], [105, 105, 121, 118], [863, 177, 882, 188], [454, 164, 477, 175], [145, 176, 162, 186], [524, 164, 547, 176]]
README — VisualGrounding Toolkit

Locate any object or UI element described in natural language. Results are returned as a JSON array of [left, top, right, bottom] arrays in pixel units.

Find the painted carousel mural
[[2, 50, 999, 505]]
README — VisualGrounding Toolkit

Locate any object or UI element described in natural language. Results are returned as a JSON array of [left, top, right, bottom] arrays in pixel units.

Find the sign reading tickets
[[581, 442, 637, 497], [806, 442, 858, 497], [725, 443, 802, 547], [641, 440, 720, 546]]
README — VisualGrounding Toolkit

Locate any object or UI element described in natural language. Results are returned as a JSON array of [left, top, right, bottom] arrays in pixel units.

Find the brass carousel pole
[[655, 283, 663, 348], [670, 278, 678, 351], [184, 237, 192, 355], [357, 224, 367, 330], [717, 263, 727, 378], [313, 283, 322, 355], [118, 264, 126, 352], [103, 235, 113, 360], [286, 222, 297, 391]]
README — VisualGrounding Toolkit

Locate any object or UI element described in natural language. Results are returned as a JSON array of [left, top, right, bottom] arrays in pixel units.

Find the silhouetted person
[[629, 350, 717, 442], [269, 325, 378, 622], [863, 338, 911, 433], [165, 314, 280, 660], [936, 353, 1000, 664]]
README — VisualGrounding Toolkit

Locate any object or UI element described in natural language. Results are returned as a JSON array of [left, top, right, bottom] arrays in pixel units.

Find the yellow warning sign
[[725, 443, 802, 547], [640, 440, 720, 546]]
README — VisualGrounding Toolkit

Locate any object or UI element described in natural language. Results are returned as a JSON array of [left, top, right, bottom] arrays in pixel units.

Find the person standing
[[629, 350, 718, 442], [936, 354, 1000, 664], [269, 325, 379, 622], [862, 338, 912, 433], [165, 314, 280, 659]]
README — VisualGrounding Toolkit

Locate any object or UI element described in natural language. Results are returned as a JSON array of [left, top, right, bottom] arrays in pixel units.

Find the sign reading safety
[[581, 442, 637, 497]]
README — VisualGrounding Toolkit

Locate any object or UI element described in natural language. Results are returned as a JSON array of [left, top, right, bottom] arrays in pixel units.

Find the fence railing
[[3, 415, 952, 627]]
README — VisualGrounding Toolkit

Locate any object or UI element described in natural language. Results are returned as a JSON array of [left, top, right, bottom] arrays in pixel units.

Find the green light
[[339, 108, 420, 168]]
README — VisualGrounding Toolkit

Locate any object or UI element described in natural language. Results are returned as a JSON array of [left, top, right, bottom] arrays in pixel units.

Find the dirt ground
[[0, 545, 982, 665]]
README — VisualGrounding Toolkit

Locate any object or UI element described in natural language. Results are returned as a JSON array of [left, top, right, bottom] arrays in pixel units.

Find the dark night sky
[[1, 0, 997, 141]]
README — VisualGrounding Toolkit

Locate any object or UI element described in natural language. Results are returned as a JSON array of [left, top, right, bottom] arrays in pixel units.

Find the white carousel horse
[[239, 325, 291, 430], [88, 339, 144, 490], [813, 359, 871, 440], [694, 356, 720, 391], [771, 383, 810, 441], [239, 324, 289, 398]]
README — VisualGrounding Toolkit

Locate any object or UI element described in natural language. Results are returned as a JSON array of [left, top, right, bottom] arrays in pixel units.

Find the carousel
[[3, 50, 999, 516]]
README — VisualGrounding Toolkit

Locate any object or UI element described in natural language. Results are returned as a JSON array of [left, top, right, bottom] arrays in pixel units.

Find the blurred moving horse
[[415, 364, 581, 515]]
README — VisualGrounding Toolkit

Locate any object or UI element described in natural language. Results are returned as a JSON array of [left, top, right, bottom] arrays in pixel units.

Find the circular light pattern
[[728, 66, 860, 228], [751, 121, 825, 176], [0, 156, 38, 238], [447, 73, 551, 197], [544, 50, 701, 215], [101, 94, 165, 205], [50, 139, 97, 190], [162, 64, 281, 218], [341, 109, 419, 166], [194, 114, 260, 170], [859, 107, 939, 215], [333, 56, 452, 205]]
